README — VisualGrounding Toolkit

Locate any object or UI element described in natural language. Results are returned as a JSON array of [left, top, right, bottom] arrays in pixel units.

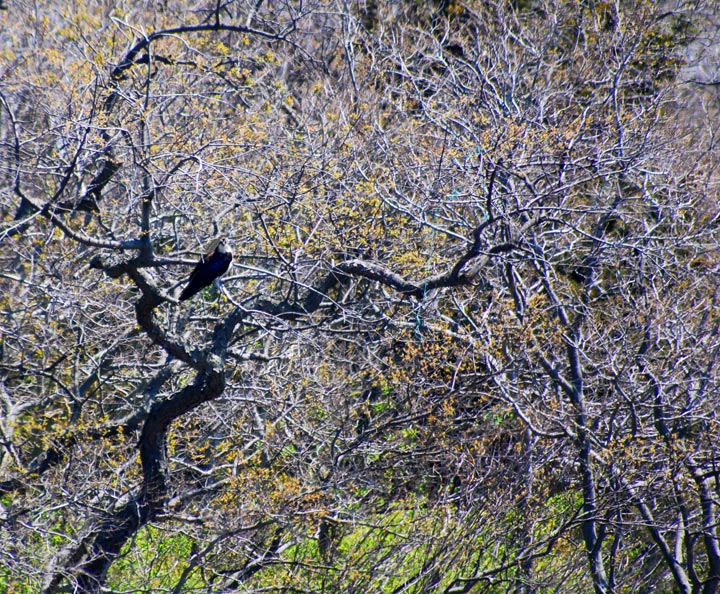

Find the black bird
[[179, 237, 233, 301]]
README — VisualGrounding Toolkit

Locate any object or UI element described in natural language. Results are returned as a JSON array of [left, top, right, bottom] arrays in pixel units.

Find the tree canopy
[[1, 1, 719, 593]]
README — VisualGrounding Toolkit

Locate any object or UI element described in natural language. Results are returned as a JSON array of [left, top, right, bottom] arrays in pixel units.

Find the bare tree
[[1, 1, 719, 593]]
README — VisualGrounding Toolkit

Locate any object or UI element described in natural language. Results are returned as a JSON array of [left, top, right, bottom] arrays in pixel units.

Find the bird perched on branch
[[179, 237, 233, 301]]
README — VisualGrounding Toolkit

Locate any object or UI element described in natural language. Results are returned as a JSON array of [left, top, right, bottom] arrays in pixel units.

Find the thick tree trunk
[[43, 370, 225, 593]]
